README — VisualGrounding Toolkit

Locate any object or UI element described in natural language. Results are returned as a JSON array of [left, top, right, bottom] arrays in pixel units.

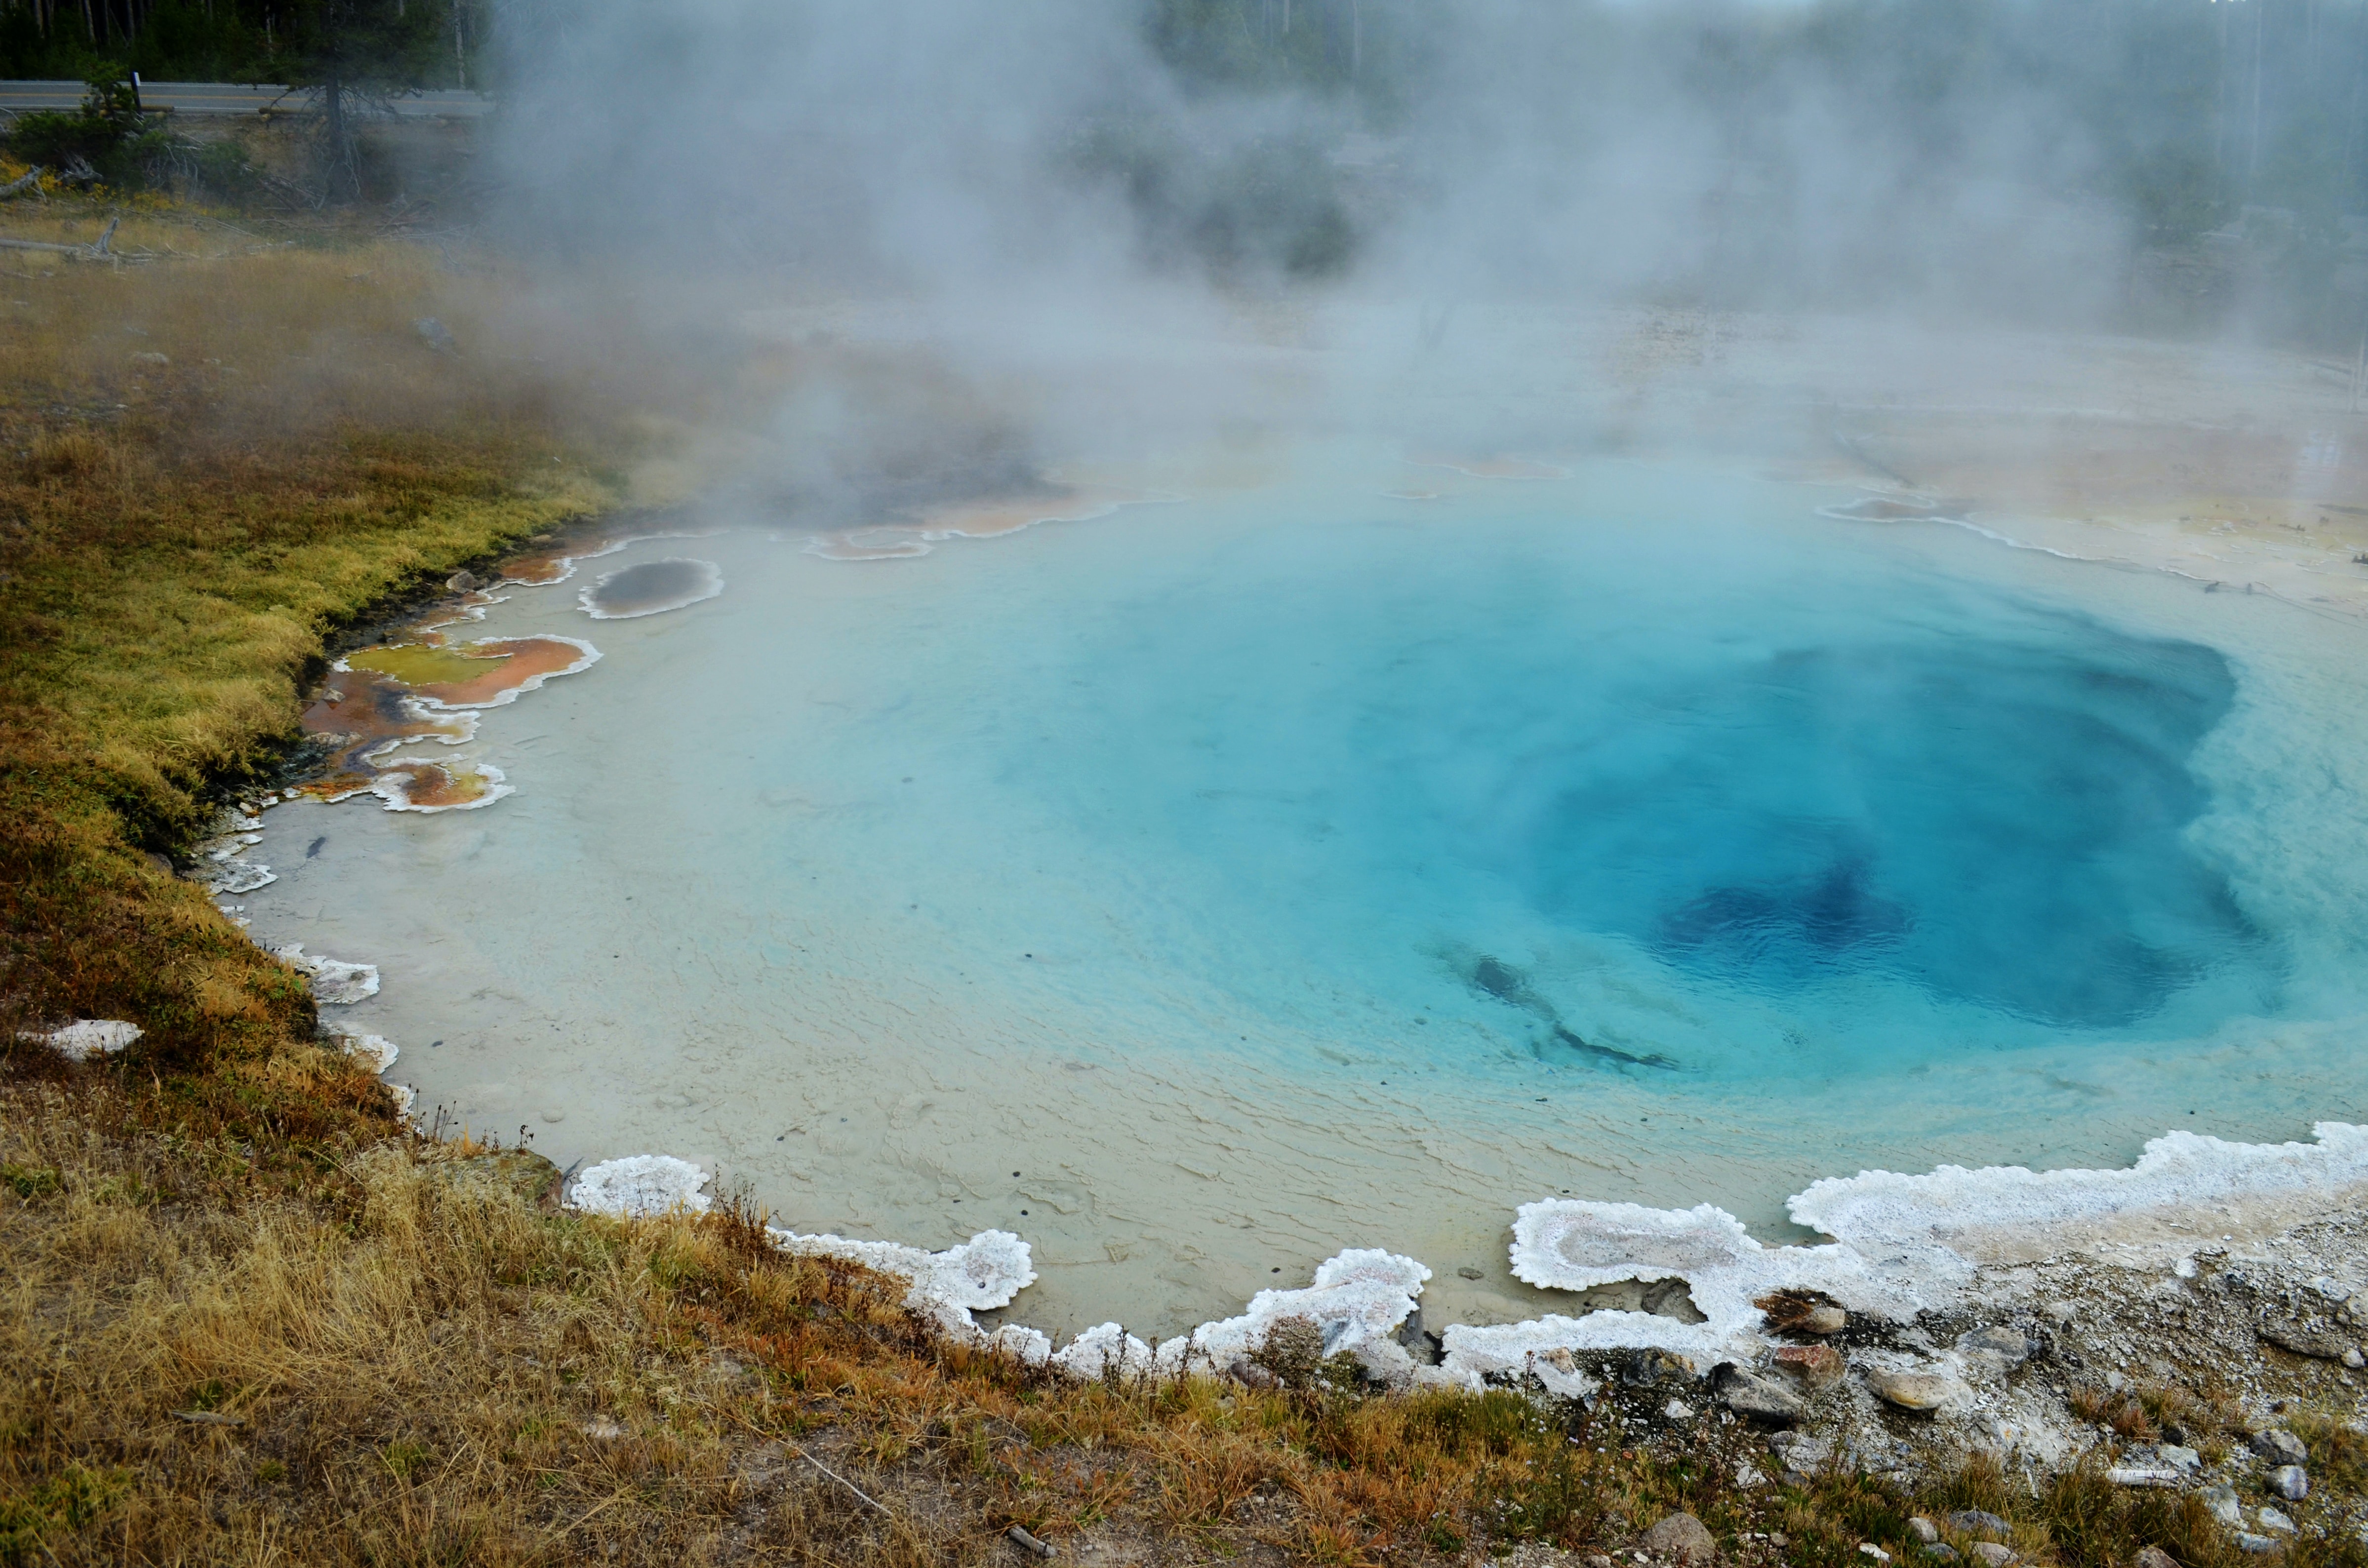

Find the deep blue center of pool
[[1520, 638, 2248, 1027]]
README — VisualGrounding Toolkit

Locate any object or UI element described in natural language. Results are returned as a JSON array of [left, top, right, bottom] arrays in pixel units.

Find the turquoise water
[[249, 455, 2368, 1333], [993, 501, 2277, 1077]]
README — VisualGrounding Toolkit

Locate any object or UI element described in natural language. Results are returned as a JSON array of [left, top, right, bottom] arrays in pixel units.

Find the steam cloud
[[491, 0, 2350, 468]]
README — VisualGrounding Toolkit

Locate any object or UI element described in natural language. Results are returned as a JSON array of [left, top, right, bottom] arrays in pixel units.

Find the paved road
[[0, 80, 492, 117]]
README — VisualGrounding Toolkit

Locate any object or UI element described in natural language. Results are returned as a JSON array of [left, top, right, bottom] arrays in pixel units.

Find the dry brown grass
[[0, 1070, 1655, 1565]]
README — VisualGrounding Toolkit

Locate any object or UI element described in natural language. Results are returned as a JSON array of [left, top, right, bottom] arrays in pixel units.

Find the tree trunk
[[2250, 0, 2266, 187], [325, 67, 355, 202]]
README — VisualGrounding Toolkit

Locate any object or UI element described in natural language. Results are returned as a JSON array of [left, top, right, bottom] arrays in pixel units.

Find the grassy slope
[[0, 207, 604, 1071], [1, 197, 2363, 1567]]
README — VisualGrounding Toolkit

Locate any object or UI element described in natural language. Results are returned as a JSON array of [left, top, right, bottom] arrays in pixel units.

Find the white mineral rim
[[271, 944, 382, 1005], [549, 1121, 2368, 1393]]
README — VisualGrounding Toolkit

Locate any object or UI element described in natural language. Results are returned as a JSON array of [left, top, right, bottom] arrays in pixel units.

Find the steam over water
[[251, 456, 2368, 1334]]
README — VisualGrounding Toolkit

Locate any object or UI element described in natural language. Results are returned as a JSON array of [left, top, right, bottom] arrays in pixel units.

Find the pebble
[[1664, 1398, 1695, 1421], [2257, 1509, 2296, 1535], [2159, 1445, 2200, 1472], [2268, 1465, 2308, 1501], [2236, 1534, 2278, 1555], [1867, 1367, 1972, 1412], [2204, 1486, 2244, 1529], [1967, 1544, 2014, 1567], [1637, 1512, 1716, 1565], [1457, 1266, 1485, 1280], [2134, 1550, 2179, 1568], [1947, 1512, 2009, 1542], [2250, 1429, 2308, 1466], [1907, 1518, 1940, 1545], [1857, 1547, 1890, 1564]]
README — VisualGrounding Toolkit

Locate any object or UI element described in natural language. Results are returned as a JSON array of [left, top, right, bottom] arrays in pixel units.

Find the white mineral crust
[[24, 1019, 143, 1060], [569, 1154, 715, 1217], [1154, 1248, 1432, 1381], [271, 945, 381, 1004]]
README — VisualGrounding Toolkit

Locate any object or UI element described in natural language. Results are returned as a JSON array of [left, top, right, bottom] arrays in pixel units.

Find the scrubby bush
[[4, 68, 170, 190]]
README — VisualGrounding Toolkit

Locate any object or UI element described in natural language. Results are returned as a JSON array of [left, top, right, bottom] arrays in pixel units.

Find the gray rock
[[1226, 1357, 1276, 1389], [2106, 1468, 2183, 1488], [1907, 1519, 1940, 1545], [1958, 1326, 2031, 1367], [2203, 1487, 2244, 1529], [1621, 1349, 1695, 1388], [1456, 1265, 1485, 1280], [2261, 1320, 2354, 1360], [414, 316, 459, 353], [1718, 1369, 1804, 1423], [1967, 1544, 2015, 1567], [2257, 1508, 2296, 1534], [2159, 1446, 2201, 1472], [2134, 1550, 2179, 1568], [2268, 1465, 2308, 1501], [1637, 1511, 1717, 1564], [2250, 1429, 2309, 1466], [1868, 1367, 1971, 1412], [1947, 1512, 2010, 1542], [1801, 1305, 1849, 1335], [2235, 1534, 2278, 1555]]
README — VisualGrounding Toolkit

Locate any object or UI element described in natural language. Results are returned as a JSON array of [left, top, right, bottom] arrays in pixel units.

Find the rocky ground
[[1512, 1208, 2368, 1566]]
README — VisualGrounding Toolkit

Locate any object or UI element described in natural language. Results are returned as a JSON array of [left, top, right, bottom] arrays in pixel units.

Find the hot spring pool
[[243, 455, 2368, 1334]]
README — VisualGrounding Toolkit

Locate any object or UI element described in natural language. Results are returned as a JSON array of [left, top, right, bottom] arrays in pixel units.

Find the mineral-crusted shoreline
[[544, 1130, 2368, 1556]]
